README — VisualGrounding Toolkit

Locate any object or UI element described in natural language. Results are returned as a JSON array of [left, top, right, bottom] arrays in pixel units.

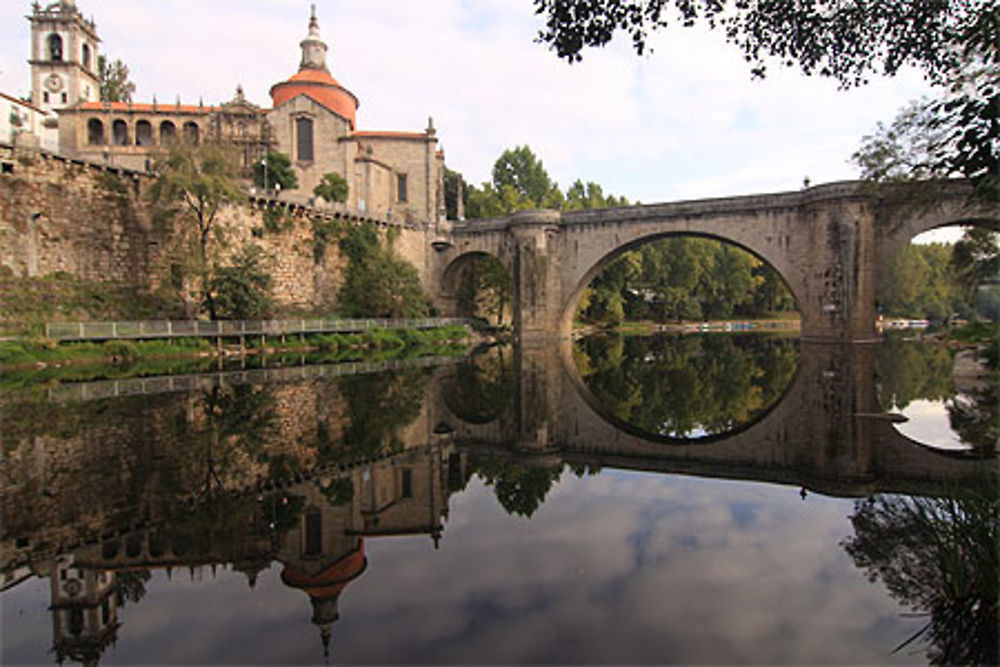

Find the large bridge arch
[[556, 229, 803, 336]]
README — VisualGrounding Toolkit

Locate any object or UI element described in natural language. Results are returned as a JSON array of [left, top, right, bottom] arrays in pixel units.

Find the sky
[[0, 1, 938, 206]]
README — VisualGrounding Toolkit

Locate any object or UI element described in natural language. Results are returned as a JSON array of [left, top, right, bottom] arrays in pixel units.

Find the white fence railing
[[44, 318, 478, 341]]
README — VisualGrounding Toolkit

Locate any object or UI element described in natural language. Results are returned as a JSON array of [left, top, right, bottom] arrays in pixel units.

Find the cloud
[[0, 1, 934, 205]]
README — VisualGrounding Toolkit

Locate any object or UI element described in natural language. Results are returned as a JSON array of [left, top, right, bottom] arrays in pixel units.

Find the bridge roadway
[[433, 180, 999, 342]]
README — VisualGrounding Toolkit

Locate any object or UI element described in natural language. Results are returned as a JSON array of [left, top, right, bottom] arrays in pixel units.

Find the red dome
[[270, 68, 359, 129]]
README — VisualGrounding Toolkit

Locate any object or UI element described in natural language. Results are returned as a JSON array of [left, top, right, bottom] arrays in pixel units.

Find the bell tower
[[28, 0, 101, 113]]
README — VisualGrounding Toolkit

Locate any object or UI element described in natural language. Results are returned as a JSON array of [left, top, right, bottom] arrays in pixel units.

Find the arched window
[[296, 116, 314, 162], [48, 33, 63, 61], [87, 118, 105, 145], [183, 121, 200, 144], [81, 43, 91, 70], [160, 121, 176, 144], [112, 119, 129, 146], [136, 120, 153, 146]]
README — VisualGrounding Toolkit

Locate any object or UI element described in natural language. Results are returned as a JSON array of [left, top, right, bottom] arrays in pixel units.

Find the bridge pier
[[508, 210, 566, 341]]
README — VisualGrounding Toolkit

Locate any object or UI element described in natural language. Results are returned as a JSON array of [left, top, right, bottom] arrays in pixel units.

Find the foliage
[[951, 228, 1000, 304], [313, 171, 349, 203], [470, 455, 564, 518], [533, 2, 998, 203], [336, 224, 431, 318], [261, 206, 293, 234], [532, 1, 987, 85], [149, 142, 242, 317], [841, 482, 998, 665], [454, 255, 512, 325], [579, 236, 796, 326], [0, 273, 183, 336], [875, 336, 955, 410], [253, 150, 298, 192], [878, 243, 961, 320], [444, 167, 469, 219], [464, 145, 631, 219], [204, 244, 275, 320], [575, 332, 799, 439], [317, 369, 431, 466], [97, 55, 135, 103]]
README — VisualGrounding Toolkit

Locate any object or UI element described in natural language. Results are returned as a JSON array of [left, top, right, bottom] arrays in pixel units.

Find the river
[[1, 333, 996, 665]]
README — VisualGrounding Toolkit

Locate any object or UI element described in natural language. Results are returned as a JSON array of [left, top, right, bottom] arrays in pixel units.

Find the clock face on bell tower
[[45, 73, 64, 93], [29, 1, 101, 111]]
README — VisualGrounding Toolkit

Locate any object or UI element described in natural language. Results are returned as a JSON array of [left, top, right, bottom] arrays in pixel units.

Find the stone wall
[[0, 145, 434, 314]]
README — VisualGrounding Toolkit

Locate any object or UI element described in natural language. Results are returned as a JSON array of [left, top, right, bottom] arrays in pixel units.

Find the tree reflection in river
[[574, 333, 799, 439], [842, 479, 998, 665]]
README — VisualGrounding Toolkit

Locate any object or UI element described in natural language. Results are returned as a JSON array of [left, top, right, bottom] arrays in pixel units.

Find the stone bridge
[[434, 342, 992, 499], [430, 180, 999, 341]]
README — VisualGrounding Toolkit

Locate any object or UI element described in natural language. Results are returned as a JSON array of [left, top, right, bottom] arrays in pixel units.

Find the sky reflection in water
[[2, 333, 994, 665]]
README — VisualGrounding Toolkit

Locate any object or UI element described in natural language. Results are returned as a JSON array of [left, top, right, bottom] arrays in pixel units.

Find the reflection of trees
[[175, 385, 281, 500], [948, 383, 999, 458], [444, 348, 515, 424], [114, 569, 152, 608], [469, 455, 563, 518], [841, 481, 998, 665], [576, 333, 798, 438], [317, 369, 430, 467], [876, 336, 954, 409]]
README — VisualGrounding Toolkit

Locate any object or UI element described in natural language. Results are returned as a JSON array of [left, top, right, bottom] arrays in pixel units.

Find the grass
[[0, 325, 475, 389], [0, 272, 184, 336]]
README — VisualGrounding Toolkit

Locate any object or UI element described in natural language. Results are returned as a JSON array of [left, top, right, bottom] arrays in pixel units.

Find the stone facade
[[0, 144, 432, 311]]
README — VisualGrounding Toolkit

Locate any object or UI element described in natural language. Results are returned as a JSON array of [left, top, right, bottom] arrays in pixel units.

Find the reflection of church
[[31, 445, 467, 663], [23, 1, 448, 225]]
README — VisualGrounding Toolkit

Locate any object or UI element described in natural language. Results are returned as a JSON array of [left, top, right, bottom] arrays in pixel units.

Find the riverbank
[[0, 324, 484, 386], [572, 317, 801, 338]]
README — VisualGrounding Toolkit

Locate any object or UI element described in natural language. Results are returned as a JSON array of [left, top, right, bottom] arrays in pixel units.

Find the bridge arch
[[557, 230, 801, 334], [439, 250, 513, 323]]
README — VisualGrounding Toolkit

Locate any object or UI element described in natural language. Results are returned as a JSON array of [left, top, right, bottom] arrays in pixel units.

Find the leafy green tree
[[150, 142, 242, 317], [253, 150, 298, 192], [314, 171, 349, 203], [205, 244, 275, 320], [492, 145, 563, 206], [952, 228, 1000, 305], [534, 1, 998, 201], [455, 255, 512, 325], [97, 55, 135, 103], [337, 225, 431, 318]]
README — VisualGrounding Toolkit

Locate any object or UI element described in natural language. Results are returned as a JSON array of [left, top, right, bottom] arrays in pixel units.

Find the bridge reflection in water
[[1, 339, 993, 663]]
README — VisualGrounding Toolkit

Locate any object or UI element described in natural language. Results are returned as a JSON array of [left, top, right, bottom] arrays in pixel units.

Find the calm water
[[2, 333, 996, 665]]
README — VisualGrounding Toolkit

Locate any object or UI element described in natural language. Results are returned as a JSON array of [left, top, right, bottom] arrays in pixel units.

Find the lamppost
[[260, 157, 268, 195]]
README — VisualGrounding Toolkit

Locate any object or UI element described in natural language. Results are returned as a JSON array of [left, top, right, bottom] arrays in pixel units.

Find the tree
[[492, 145, 563, 205], [842, 485, 998, 665], [952, 227, 1000, 305], [205, 244, 275, 319], [534, 1, 998, 200], [253, 150, 298, 192], [444, 168, 469, 219], [314, 171, 349, 203], [337, 225, 431, 318], [533, 1, 988, 84], [149, 142, 242, 317], [97, 55, 135, 103]]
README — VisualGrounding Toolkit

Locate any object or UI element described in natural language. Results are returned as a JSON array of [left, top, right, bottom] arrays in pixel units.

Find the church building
[[32, 1, 448, 226]]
